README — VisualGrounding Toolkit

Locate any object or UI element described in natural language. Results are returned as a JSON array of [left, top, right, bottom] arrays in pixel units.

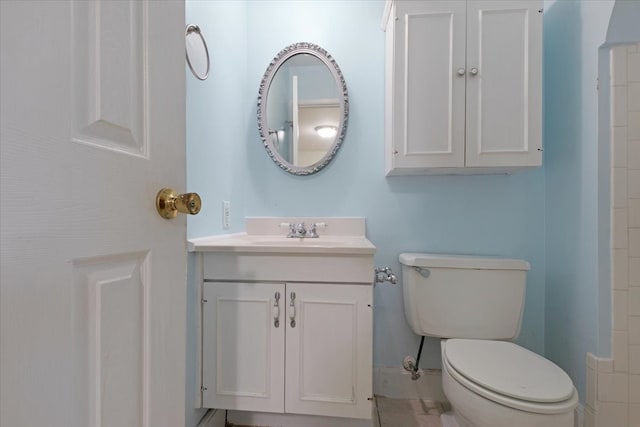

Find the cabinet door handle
[[456, 67, 465, 76], [470, 67, 478, 76], [273, 291, 280, 328], [289, 291, 296, 328]]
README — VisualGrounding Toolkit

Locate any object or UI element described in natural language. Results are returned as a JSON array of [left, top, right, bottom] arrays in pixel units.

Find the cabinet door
[[387, 0, 467, 174], [465, 1, 542, 167], [285, 283, 373, 419], [202, 282, 285, 413]]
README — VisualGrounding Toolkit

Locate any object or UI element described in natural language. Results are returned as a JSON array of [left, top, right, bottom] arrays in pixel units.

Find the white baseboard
[[227, 410, 374, 427], [197, 409, 225, 427], [373, 366, 446, 402]]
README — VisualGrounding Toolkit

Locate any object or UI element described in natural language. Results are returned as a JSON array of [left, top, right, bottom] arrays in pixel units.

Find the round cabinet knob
[[470, 67, 479, 76], [456, 68, 465, 76]]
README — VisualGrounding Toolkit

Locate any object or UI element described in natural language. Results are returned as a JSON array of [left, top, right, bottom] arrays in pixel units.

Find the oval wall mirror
[[257, 42, 348, 175]]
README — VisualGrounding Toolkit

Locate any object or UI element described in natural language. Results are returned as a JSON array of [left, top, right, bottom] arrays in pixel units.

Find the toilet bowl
[[441, 339, 578, 427], [399, 253, 578, 427]]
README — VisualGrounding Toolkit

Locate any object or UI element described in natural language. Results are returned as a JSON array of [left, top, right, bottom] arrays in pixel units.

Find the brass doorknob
[[156, 188, 201, 219]]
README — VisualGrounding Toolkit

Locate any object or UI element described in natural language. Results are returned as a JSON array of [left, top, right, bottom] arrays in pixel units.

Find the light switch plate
[[222, 201, 230, 230]]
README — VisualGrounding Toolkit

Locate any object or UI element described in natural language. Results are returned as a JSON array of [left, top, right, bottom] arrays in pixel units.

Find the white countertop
[[188, 233, 376, 255], [188, 217, 376, 255]]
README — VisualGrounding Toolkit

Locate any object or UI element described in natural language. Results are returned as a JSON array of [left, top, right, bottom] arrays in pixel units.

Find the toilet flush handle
[[413, 266, 430, 278]]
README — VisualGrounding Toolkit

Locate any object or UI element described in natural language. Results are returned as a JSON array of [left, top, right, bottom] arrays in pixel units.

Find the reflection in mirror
[[258, 43, 348, 175]]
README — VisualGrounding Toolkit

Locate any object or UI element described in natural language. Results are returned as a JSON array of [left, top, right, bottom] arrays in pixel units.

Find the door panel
[[0, 1, 186, 426], [74, 253, 148, 427], [72, 0, 147, 156]]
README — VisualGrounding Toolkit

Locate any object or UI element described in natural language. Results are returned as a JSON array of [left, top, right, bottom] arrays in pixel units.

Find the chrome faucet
[[287, 222, 307, 238], [285, 222, 323, 238]]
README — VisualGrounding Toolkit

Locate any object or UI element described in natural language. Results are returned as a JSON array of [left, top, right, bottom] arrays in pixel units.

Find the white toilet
[[399, 253, 578, 427]]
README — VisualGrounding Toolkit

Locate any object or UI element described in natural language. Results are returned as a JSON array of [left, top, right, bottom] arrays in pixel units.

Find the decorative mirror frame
[[257, 42, 349, 175]]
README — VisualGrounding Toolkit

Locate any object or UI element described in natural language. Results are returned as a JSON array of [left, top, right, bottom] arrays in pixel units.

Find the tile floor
[[226, 397, 448, 427], [375, 397, 448, 427]]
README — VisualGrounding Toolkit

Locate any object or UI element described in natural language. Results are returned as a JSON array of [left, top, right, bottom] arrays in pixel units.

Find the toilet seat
[[443, 339, 578, 415]]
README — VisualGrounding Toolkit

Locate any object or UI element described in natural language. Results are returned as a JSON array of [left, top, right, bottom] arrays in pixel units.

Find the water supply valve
[[375, 266, 397, 285]]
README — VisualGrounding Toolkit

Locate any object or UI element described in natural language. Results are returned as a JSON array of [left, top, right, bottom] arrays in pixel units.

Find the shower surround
[[585, 42, 640, 427]]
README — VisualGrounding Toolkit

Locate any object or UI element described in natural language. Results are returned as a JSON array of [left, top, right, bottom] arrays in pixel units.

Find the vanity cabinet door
[[285, 283, 373, 419], [202, 282, 285, 413]]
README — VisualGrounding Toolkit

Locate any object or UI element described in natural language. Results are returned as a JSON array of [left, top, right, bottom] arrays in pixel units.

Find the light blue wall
[[187, 0, 547, 379], [543, 0, 615, 404], [187, 1, 250, 238], [185, 1, 640, 418], [185, 2, 249, 425]]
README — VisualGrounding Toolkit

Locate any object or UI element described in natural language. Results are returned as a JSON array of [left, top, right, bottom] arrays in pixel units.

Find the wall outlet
[[222, 201, 230, 230]]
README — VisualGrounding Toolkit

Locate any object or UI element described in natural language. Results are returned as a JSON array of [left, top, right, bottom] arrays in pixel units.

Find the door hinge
[[201, 298, 208, 304]]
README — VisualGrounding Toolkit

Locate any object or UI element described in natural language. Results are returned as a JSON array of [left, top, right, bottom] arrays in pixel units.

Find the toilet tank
[[399, 253, 530, 340]]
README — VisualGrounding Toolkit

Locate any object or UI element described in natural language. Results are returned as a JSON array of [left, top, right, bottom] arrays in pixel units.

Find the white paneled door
[[0, 1, 186, 427]]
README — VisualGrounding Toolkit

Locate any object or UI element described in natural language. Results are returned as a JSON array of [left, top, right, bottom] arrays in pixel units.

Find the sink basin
[[187, 233, 376, 255]]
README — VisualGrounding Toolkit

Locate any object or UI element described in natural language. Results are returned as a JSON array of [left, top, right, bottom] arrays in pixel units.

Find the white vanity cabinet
[[384, 0, 542, 175], [202, 280, 372, 419], [191, 219, 376, 422]]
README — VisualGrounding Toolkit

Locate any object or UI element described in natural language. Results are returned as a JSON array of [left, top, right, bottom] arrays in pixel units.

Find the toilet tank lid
[[399, 253, 530, 270]]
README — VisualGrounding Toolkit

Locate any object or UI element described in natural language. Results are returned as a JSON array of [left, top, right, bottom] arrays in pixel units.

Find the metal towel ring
[[185, 24, 210, 80]]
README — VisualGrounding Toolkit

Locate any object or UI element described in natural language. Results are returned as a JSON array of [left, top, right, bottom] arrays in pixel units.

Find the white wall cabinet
[[384, 0, 542, 175]]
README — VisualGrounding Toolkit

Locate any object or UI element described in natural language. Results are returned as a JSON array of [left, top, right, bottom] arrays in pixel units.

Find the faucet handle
[[295, 222, 306, 235], [307, 222, 327, 238], [281, 222, 297, 238]]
